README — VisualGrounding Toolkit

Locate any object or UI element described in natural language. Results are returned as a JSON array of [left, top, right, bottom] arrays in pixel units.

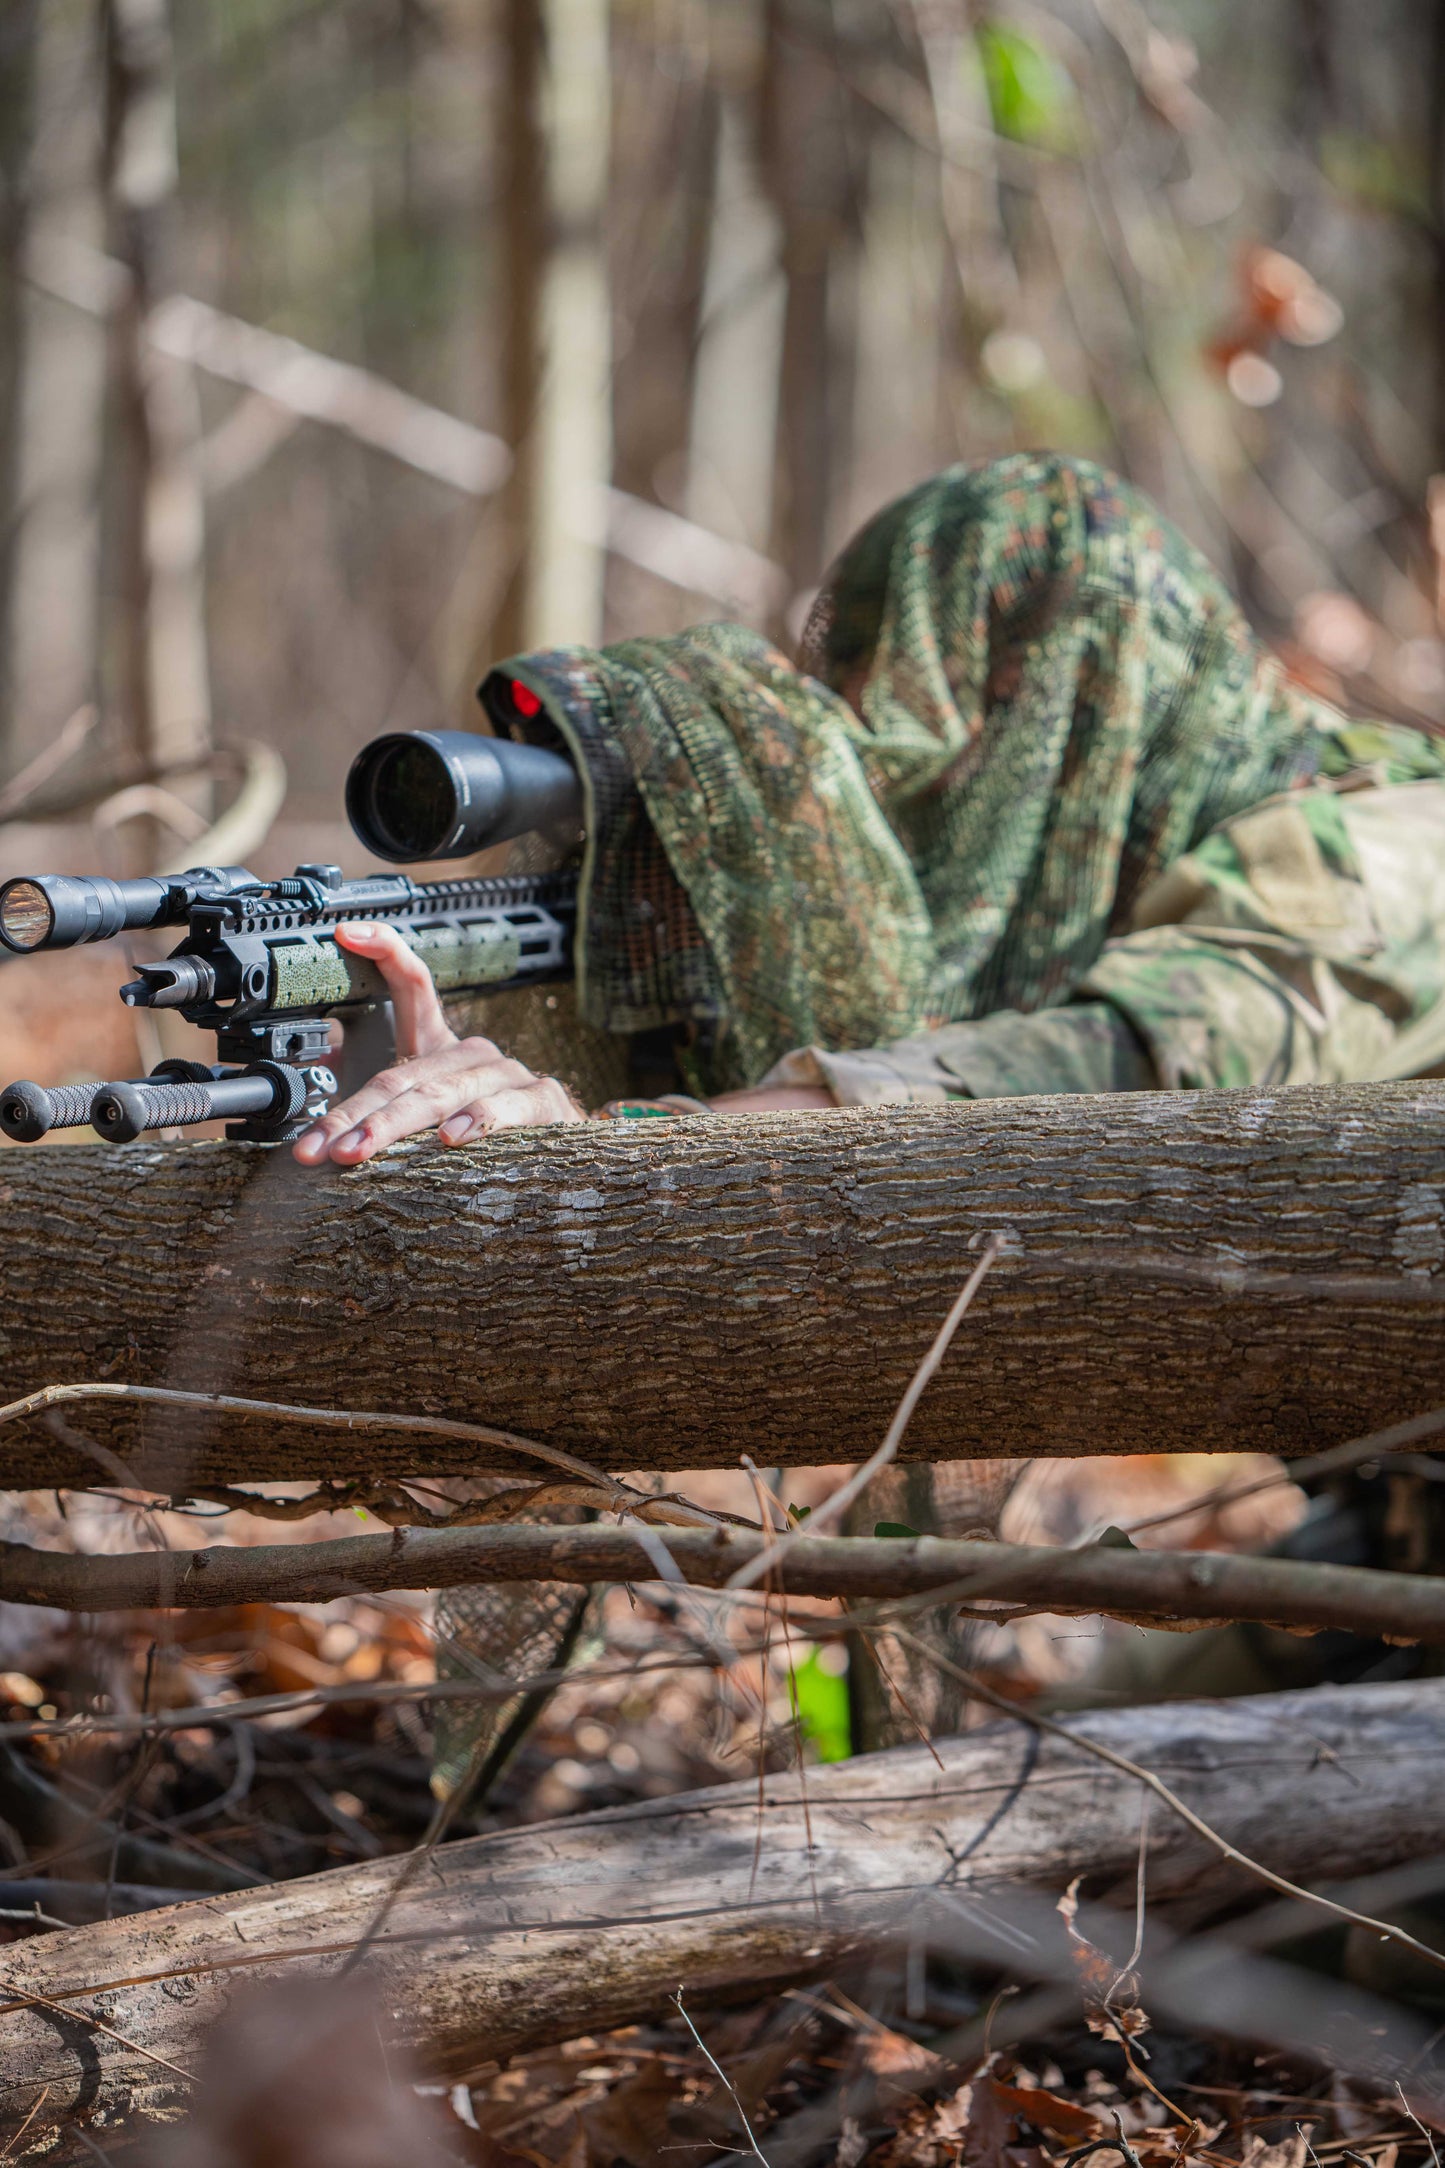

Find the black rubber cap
[[0, 1081, 55, 1143]]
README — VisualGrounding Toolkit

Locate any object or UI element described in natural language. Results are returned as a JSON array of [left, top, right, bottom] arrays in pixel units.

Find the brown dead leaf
[[986, 2077, 1108, 2144], [875, 2081, 974, 2168], [1240, 2134, 1311, 2168], [578, 2059, 675, 2168], [837, 2116, 869, 2168], [963, 2075, 1017, 2168], [1057, 1877, 1151, 2044], [861, 2021, 946, 2081]]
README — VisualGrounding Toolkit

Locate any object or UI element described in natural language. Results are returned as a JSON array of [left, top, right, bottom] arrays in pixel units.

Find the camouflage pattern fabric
[[490, 452, 1362, 1094], [767, 771, 1445, 1102], [431, 1570, 591, 1806], [453, 455, 1445, 1785]]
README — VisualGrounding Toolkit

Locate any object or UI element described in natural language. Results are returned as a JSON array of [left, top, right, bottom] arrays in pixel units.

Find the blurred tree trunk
[[103, 0, 211, 853], [0, 1, 38, 751], [762, 0, 864, 602], [493, 0, 611, 657], [686, 9, 785, 563], [844, 125, 944, 535], [1432, 0, 1445, 476], [611, 28, 717, 519], [846, 1460, 1024, 1750], [3, 0, 105, 778]]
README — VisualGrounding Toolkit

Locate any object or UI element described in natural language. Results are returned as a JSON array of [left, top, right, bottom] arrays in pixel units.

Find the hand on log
[[2, 1680, 1444, 2160], [0, 1082, 1443, 1489]]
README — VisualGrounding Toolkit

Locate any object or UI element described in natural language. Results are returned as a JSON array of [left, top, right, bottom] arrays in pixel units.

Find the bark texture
[[1, 1084, 1443, 1491], [10, 1524, 1445, 1647], [1, 1680, 1443, 2159]]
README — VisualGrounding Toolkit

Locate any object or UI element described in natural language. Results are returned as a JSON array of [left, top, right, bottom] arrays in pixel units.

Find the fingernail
[[292, 1129, 326, 1162], [334, 1127, 367, 1155], [439, 1115, 476, 1144]]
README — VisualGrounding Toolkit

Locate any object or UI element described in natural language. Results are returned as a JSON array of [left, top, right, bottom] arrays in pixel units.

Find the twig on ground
[[672, 1989, 771, 2165], [891, 1627, 1445, 1980]]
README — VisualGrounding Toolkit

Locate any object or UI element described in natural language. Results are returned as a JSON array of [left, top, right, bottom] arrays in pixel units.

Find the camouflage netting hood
[[489, 453, 1334, 1094]]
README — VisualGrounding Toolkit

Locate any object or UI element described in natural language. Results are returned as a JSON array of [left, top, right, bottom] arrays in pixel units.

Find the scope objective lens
[[346, 729, 582, 864], [365, 739, 457, 860], [0, 881, 54, 951]]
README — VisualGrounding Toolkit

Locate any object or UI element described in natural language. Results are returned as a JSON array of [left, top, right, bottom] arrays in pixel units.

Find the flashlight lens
[[0, 882, 54, 950]]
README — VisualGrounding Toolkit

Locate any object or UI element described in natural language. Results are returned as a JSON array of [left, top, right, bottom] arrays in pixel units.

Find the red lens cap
[[510, 679, 542, 718]]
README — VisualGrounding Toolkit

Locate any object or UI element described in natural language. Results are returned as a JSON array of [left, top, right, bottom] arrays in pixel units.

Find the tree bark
[[11, 1521, 1445, 1649], [1, 1679, 1443, 2158], [0, 1084, 1443, 1492]]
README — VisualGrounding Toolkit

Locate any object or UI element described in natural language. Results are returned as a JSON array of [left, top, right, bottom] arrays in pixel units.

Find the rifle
[[0, 710, 583, 1147]]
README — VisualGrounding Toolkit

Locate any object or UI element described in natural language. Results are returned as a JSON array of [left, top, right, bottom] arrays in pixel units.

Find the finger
[[439, 1077, 586, 1143], [310, 1054, 538, 1165], [291, 1043, 524, 1164], [333, 921, 456, 1060]]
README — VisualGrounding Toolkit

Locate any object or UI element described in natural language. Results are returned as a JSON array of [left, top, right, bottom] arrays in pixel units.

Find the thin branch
[[0, 1381, 724, 1531], [19, 1508, 1445, 1639], [22, 236, 785, 614], [725, 1235, 1005, 1594], [1114, 1405, 1445, 1544], [0, 706, 99, 822], [892, 1630, 1445, 1982], [672, 1990, 770, 2165], [0, 1657, 729, 1747], [13, 1512, 1445, 1648]]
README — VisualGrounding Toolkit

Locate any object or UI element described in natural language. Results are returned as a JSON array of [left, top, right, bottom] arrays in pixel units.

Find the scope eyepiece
[[345, 729, 582, 864], [0, 872, 173, 953]]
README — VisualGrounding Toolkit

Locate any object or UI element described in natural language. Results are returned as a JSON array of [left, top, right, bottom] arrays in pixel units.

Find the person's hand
[[291, 921, 586, 1166]]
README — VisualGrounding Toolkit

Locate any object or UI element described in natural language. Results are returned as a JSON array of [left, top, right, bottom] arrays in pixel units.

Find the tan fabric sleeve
[[759, 1003, 1158, 1105]]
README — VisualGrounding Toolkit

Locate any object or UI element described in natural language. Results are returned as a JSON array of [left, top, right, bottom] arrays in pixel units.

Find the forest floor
[[0, 1451, 1429, 2167]]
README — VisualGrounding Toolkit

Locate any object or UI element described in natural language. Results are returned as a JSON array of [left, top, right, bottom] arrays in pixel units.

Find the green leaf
[[874, 1521, 922, 1541], [785, 1502, 811, 1524], [788, 1648, 852, 1763], [977, 21, 1075, 147]]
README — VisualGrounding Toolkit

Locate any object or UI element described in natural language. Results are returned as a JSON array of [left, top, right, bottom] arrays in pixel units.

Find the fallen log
[[1, 1083, 1443, 1490], [1, 1679, 1443, 2159], [9, 1520, 1445, 1646]]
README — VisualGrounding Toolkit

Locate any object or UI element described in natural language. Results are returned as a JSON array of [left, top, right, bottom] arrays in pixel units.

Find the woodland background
[[1, 9, 1445, 2158], [2, 0, 1444, 921]]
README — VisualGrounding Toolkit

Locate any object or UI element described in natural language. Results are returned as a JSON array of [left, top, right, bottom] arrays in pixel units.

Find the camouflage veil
[[493, 453, 1334, 1093]]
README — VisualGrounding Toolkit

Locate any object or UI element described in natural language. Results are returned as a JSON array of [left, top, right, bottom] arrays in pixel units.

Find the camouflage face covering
[[489, 453, 1337, 1094]]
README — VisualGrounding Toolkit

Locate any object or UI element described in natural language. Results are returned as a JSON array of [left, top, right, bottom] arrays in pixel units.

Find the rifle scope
[[345, 721, 581, 864], [0, 872, 175, 954]]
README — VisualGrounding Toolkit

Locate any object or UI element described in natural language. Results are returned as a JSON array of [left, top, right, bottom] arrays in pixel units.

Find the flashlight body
[[0, 865, 258, 954]]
